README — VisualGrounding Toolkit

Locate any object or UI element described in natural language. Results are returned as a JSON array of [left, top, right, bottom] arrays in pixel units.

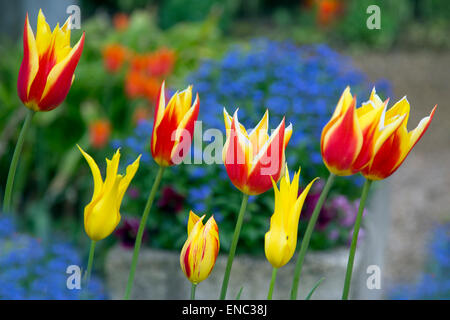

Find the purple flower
[[157, 186, 185, 214], [300, 186, 336, 231], [127, 187, 140, 199], [115, 217, 147, 249]]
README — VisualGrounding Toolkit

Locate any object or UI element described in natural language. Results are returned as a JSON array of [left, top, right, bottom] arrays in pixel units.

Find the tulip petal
[[331, 86, 353, 120], [385, 96, 410, 126], [248, 110, 269, 155], [393, 105, 437, 174], [187, 211, 202, 235], [351, 100, 386, 172], [38, 32, 85, 111], [85, 175, 123, 241], [17, 13, 39, 108], [284, 123, 293, 149], [321, 97, 363, 175], [246, 118, 285, 195], [170, 93, 200, 162], [223, 112, 252, 193], [117, 154, 141, 205], [77, 145, 103, 200]]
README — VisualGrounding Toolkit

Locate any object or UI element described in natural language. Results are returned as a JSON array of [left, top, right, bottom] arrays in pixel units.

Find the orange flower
[[151, 81, 199, 167], [146, 48, 176, 77], [223, 109, 292, 195], [17, 10, 85, 112], [113, 13, 129, 32], [89, 119, 111, 149], [125, 71, 160, 104], [316, 0, 342, 26], [103, 44, 129, 73]]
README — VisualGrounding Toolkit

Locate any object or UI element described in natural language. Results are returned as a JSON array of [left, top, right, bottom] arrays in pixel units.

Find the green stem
[[123, 166, 165, 300], [219, 193, 249, 300], [342, 178, 372, 300], [191, 283, 197, 300], [84, 240, 96, 290], [3, 109, 34, 214], [290, 172, 336, 300], [267, 267, 278, 300]]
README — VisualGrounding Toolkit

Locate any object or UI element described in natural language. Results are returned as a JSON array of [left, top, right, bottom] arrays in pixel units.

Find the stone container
[[105, 246, 364, 300], [105, 181, 389, 300]]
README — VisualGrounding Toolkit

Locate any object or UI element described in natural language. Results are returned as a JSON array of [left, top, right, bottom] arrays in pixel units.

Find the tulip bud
[[180, 211, 220, 284]]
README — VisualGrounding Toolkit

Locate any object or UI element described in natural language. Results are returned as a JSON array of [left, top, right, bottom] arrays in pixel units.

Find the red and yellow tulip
[[223, 109, 292, 196], [320, 87, 386, 176], [17, 10, 85, 112], [180, 211, 220, 284], [265, 166, 317, 268], [151, 81, 200, 166], [362, 98, 437, 180], [78, 146, 140, 241]]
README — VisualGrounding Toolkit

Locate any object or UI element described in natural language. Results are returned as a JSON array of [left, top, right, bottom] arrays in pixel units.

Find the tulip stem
[[2, 109, 34, 214], [191, 283, 197, 300], [267, 267, 278, 300], [219, 193, 249, 300], [84, 240, 96, 292], [290, 172, 336, 300], [342, 178, 372, 300], [124, 165, 165, 300]]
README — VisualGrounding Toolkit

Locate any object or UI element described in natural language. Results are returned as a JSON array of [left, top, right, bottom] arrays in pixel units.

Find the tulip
[[291, 87, 385, 299], [124, 81, 200, 299], [265, 167, 317, 269], [265, 166, 317, 299], [18, 9, 85, 112], [77, 145, 139, 290], [3, 10, 84, 214], [321, 87, 386, 176], [342, 97, 437, 300], [78, 146, 140, 241], [220, 109, 292, 300], [180, 211, 220, 292], [151, 81, 200, 166], [361, 97, 437, 180], [223, 108, 292, 196]]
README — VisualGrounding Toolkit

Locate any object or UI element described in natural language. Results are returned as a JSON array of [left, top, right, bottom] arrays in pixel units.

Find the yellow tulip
[[78, 145, 140, 241], [180, 211, 220, 284], [265, 166, 317, 269]]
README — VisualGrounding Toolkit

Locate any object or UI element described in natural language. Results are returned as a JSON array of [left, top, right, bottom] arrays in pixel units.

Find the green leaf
[[235, 286, 244, 300], [305, 277, 325, 300]]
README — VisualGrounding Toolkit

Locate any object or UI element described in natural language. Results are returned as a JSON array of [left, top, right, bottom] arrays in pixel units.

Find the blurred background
[[0, 0, 448, 299]]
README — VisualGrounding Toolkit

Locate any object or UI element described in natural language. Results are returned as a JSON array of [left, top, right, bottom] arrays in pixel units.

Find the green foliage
[[335, 0, 412, 49]]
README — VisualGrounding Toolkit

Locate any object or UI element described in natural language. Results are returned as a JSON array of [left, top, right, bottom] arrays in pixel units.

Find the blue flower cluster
[[0, 216, 107, 300], [389, 223, 450, 300]]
